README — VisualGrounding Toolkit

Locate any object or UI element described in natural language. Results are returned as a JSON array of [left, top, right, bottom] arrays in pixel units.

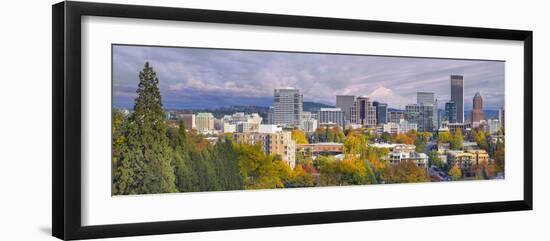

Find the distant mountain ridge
[[303, 101, 335, 112]]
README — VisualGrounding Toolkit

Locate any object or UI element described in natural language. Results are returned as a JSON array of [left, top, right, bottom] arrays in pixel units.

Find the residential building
[[466, 149, 490, 165], [369, 143, 427, 168], [450, 75, 464, 123], [317, 108, 345, 128], [233, 124, 296, 168], [336, 95, 356, 123], [181, 113, 196, 130], [373, 101, 388, 124], [447, 150, 476, 177], [405, 104, 434, 132], [389, 151, 429, 168], [271, 87, 303, 127], [471, 92, 485, 123], [196, 112, 214, 133]]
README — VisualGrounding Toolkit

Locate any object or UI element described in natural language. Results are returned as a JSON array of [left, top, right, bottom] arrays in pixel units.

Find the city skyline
[[113, 45, 505, 110]]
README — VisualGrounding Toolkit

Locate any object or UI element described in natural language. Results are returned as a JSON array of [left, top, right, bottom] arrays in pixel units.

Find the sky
[[113, 45, 505, 110]]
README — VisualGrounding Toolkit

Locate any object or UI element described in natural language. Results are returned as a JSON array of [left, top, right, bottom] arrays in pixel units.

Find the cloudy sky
[[113, 45, 505, 110]]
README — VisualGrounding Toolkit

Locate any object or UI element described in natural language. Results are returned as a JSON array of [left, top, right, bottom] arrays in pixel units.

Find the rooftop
[[319, 108, 342, 112]]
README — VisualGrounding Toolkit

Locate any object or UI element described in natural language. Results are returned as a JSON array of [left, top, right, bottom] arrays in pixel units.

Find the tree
[[428, 150, 446, 169], [235, 144, 280, 189], [448, 163, 462, 181], [394, 133, 414, 145], [112, 110, 134, 195], [339, 160, 370, 185], [494, 139, 505, 173], [438, 131, 452, 144], [287, 165, 315, 187], [343, 132, 367, 160], [291, 129, 309, 144], [273, 160, 293, 188], [317, 156, 341, 186], [330, 126, 346, 143], [380, 132, 392, 143], [414, 132, 432, 153], [473, 129, 487, 150], [113, 62, 177, 195], [451, 128, 464, 150], [383, 161, 428, 184]]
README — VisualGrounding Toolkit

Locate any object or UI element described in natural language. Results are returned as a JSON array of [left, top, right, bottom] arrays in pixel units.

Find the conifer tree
[[124, 62, 177, 194]]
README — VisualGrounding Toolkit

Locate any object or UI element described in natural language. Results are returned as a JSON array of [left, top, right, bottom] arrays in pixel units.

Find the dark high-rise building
[[352, 96, 376, 127], [336, 95, 356, 123], [450, 75, 464, 123], [471, 92, 484, 123], [445, 101, 457, 123], [373, 101, 388, 124]]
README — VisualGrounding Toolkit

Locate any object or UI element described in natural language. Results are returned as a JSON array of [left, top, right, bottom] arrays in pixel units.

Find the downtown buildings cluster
[[159, 74, 504, 179]]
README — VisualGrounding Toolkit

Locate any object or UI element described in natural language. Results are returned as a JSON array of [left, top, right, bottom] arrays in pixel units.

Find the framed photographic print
[[52, 1, 533, 240]]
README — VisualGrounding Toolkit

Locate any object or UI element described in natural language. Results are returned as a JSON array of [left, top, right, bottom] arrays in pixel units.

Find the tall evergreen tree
[[123, 62, 177, 194]]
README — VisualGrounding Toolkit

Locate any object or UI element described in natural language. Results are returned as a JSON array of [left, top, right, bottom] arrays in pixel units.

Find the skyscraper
[[336, 95, 356, 123], [471, 92, 485, 123], [352, 96, 377, 127], [450, 75, 464, 123], [373, 101, 388, 124], [272, 88, 303, 127], [416, 91, 439, 129], [417, 91, 435, 106], [445, 101, 457, 123], [405, 104, 434, 132]]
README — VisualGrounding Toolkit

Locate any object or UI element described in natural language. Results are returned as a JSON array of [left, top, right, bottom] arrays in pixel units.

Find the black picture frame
[[52, 1, 533, 240]]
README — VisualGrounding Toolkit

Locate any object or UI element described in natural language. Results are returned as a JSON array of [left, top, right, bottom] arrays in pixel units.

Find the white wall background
[[0, 0, 547, 240]]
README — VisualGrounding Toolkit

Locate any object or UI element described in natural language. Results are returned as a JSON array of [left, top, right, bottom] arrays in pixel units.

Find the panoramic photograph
[[111, 44, 505, 195]]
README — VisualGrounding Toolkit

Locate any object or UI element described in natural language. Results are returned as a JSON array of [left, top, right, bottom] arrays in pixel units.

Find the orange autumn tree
[[394, 133, 414, 144]]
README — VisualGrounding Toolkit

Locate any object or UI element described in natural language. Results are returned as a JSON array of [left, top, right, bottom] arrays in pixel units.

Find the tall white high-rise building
[[271, 88, 303, 127]]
